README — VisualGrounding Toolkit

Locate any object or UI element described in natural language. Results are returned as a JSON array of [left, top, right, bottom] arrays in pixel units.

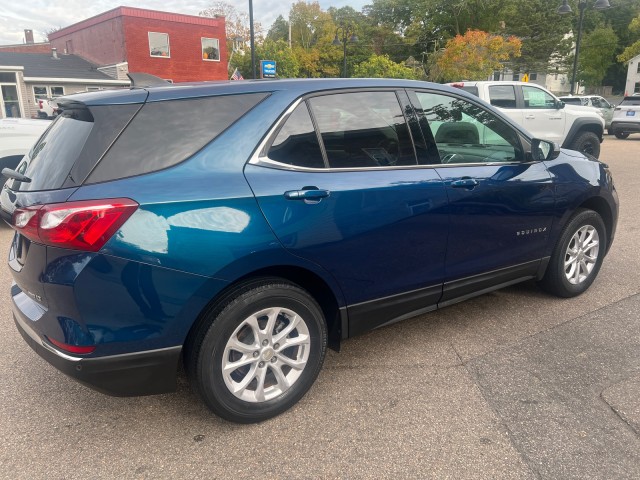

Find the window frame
[[254, 88, 421, 172], [201, 37, 221, 62], [521, 85, 557, 110], [148, 32, 170, 58]]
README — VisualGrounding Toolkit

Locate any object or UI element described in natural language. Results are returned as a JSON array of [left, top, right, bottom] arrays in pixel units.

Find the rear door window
[[267, 103, 325, 168], [308, 91, 416, 168], [489, 85, 517, 108]]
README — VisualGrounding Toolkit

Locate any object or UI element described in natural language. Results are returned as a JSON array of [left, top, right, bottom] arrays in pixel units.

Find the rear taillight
[[46, 336, 95, 354], [12, 198, 138, 252]]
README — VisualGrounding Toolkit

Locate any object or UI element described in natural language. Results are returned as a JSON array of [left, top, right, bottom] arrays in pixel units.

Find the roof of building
[[49, 6, 224, 40], [0, 52, 121, 81]]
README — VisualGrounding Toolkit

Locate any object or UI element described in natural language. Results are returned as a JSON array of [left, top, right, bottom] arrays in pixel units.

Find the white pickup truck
[[0, 118, 51, 186], [448, 81, 605, 158]]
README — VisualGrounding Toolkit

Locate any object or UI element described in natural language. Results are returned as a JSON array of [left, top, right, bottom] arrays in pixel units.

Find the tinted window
[[461, 86, 479, 96], [489, 85, 517, 108], [560, 97, 582, 105], [620, 97, 640, 106], [267, 103, 325, 168], [414, 91, 522, 164], [13, 108, 93, 191], [309, 92, 416, 168], [87, 93, 268, 184], [522, 86, 556, 109]]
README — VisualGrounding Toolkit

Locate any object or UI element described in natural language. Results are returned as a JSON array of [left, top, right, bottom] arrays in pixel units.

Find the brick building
[[48, 6, 228, 83]]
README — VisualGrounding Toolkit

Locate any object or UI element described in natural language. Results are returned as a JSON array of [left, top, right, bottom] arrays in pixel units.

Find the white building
[[624, 54, 640, 96]]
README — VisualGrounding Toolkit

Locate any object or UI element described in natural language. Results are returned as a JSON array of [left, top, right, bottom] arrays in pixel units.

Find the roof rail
[[127, 72, 170, 88]]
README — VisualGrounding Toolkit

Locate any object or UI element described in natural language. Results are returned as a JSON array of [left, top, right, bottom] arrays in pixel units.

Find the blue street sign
[[261, 60, 276, 78]]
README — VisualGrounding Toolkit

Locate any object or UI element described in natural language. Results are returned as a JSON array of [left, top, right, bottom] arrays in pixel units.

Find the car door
[[409, 89, 556, 306], [520, 84, 566, 143], [244, 90, 449, 335]]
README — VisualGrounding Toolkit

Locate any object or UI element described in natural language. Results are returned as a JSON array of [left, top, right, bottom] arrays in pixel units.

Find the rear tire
[[569, 131, 600, 158], [538, 209, 606, 298], [188, 279, 327, 423], [614, 132, 630, 139]]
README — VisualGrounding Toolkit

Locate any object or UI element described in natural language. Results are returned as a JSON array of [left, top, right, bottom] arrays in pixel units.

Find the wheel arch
[[183, 265, 345, 368], [578, 196, 614, 254], [561, 118, 604, 149]]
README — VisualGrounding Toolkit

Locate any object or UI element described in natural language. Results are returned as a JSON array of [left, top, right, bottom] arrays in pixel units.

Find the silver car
[[559, 95, 615, 130], [610, 96, 640, 139]]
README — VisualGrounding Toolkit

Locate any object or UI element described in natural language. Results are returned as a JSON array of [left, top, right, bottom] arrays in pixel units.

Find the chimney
[[24, 29, 34, 44], [52, 47, 58, 59]]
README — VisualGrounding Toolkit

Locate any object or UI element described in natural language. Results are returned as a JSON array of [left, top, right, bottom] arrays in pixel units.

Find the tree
[[578, 26, 618, 87], [289, 1, 335, 50], [435, 30, 522, 82], [266, 15, 290, 43], [200, 1, 263, 45], [618, 14, 640, 64], [353, 54, 418, 79]]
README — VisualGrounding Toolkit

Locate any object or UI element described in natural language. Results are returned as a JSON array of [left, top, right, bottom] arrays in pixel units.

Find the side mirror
[[531, 138, 561, 161], [555, 100, 565, 110]]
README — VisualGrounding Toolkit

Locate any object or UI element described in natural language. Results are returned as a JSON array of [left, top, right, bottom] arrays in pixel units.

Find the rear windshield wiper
[[1, 168, 31, 183]]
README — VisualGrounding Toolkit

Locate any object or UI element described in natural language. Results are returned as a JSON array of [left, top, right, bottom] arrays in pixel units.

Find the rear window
[[619, 97, 640, 106], [560, 98, 583, 105], [86, 93, 269, 184], [11, 104, 143, 192], [460, 86, 479, 96], [13, 108, 93, 191]]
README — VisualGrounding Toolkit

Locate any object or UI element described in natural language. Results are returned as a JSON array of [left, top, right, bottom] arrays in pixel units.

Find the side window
[[87, 93, 269, 184], [308, 91, 416, 168], [522, 86, 556, 109], [267, 103, 325, 168], [413, 91, 523, 164], [489, 85, 517, 108]]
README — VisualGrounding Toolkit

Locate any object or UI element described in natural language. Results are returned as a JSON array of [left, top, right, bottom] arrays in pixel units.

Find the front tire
[[569, 131, 600, 158], [539, 209, 606, 298], [189, 279, 327, 423]]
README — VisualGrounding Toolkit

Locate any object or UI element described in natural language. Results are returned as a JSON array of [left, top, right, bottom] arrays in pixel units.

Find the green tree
[[266, 15, 289, 43], [232, 40, 300, 79], [578, 26, 618, 87], [353, 54, 418, 79], [618, 14, 640, 64]]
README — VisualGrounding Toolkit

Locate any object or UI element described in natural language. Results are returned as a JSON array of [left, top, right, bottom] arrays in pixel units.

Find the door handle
[[525, 114, 535, 119], [284, 188, 330, 201], [451, 178, 479, 189]]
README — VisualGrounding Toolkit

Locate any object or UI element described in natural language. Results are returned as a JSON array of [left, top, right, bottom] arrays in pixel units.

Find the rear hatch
[[613, 96, 640, 121], [1, 90, 147, 306]]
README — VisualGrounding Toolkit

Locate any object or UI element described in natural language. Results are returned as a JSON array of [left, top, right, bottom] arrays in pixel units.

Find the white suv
[[610, 96, 640, 139], [449, 81, 606, 158], [0, 118, 50, 186]]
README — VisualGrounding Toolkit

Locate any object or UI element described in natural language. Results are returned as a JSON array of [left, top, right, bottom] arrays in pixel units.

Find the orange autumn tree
[[435, 30, 522, 82]]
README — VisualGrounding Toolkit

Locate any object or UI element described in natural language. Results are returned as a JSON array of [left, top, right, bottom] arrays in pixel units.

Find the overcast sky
[[0, 1, 369, 45]]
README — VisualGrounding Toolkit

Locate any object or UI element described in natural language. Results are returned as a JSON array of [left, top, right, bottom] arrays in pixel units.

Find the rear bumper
[[610, 121, 640, 133], [13, 299, 181, 397]]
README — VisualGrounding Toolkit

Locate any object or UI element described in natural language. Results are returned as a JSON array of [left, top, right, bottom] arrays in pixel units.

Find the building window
[[636, 62, 640, 74], [202, 38, 220, 61], [512, 73, 520, 81], [149, 32, 170, 58], [493, 71, 501, 81], [530, 73, 538, 80], [33, 86, 65, 103], [635, 82, 640, 94]]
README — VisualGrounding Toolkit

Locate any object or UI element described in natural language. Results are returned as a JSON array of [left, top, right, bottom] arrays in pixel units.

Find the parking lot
[[0, 137, 638, 479]]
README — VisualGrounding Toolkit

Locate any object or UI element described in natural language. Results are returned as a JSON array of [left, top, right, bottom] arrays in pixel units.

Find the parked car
[[36, 98, 60, 119], [1, 77, 618, 423], [448, 81, 605, 158], [0, 117, 51, 186], [609, 96, 640, 139], [558, 95, 614, 131]]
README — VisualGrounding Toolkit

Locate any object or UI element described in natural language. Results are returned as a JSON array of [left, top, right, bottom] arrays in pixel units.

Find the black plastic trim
[[13, 306, 181, 397], [439, 259, 541, 308], [561, 117, 604, 148], [347, 284, 442, 337]]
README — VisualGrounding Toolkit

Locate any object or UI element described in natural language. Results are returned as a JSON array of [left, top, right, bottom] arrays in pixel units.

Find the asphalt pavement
[[0, 136, 638, 479]]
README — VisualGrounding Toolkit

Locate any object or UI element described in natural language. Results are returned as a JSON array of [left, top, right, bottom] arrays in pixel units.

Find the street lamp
[[249, 0, 256, 79], [557, 0, 611, 94], [332, 24, 358, 78]]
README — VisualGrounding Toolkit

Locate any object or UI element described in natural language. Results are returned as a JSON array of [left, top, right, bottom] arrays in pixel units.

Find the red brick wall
[[50, 17, 127, 65], [122, 17, 227, 82], [0, 44, 52, 54]]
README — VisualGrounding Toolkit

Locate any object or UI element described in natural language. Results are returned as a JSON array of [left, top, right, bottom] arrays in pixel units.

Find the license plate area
[[627, 111, 636, 116]]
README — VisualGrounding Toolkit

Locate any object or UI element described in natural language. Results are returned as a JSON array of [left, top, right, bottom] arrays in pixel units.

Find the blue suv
[[1, 76, 618, 423]]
